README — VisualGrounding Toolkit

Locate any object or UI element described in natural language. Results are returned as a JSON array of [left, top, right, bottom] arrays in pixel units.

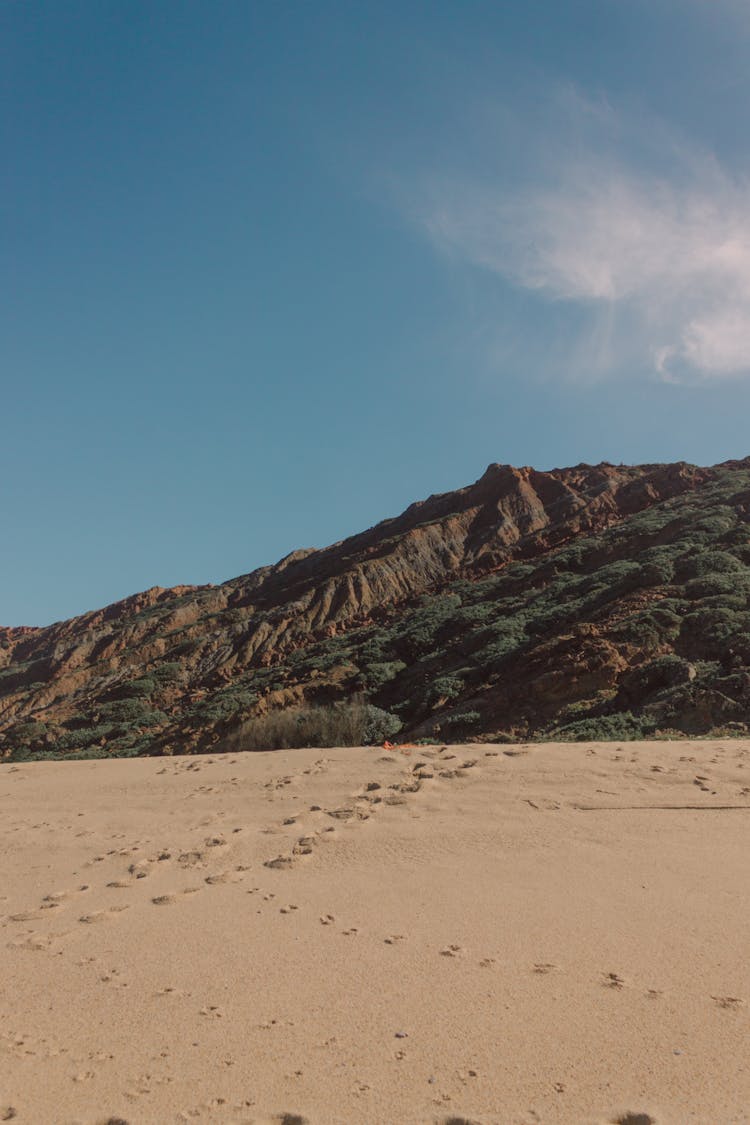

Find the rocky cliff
[[3, 457, 750, 758]]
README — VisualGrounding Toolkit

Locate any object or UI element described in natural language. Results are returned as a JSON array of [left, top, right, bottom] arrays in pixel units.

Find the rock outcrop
[[2, 457, 749, 758]]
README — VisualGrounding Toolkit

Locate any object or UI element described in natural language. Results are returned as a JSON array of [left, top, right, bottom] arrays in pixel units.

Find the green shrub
[[676, 550, 744, 582], [615, 607, 682, 645], [685, 572, 750, 599], [394, 595, 462, 660], [637, 559, 675, 585], [441, 710, 481, 728], [553, 711, 656, 741], [680, 608, 743, 655], [620, 655, 694, 698], [118, 676, 157, 699], [152, 662, 183, 684], [452, 603, 497, 627], [360, 660, 406, 691], [98, 698, 159, 723], [56, 724, 119, 750], [362, 705, 402, 744], [594, 560, 644, 590], [291, 649, 352, 674], [6, 743, 32, 762], [428, 675, 464, 705], [193, 688, 258, 722], [357, 628, 398, 665], [7, 720, 48, 742], [469, 619, 527, 663], [726, 632, 750, 660]]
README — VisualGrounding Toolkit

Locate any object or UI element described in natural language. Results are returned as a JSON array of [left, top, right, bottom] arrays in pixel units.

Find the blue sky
[[4, 0, 750, 625]]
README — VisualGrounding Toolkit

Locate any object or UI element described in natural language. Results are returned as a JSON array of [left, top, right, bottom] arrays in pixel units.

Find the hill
[[3, 457, 750, 760]]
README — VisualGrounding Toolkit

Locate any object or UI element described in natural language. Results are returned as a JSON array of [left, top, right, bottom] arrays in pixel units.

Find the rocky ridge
[[3, 457, 750, 758]]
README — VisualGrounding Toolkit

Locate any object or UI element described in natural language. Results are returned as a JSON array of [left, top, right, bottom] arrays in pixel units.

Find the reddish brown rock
[[1, 456, 748, 757]]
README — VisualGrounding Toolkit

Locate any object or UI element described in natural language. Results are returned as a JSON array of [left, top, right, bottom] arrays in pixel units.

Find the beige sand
[[1, 739, 749, 1125]]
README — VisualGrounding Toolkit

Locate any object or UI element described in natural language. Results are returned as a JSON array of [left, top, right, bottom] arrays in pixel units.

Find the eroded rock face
[[1, 457, 748, 757]]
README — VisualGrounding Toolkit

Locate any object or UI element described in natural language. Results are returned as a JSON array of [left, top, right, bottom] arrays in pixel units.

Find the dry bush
[[230, 701, 366, 751], [228, 698, 400, 751]]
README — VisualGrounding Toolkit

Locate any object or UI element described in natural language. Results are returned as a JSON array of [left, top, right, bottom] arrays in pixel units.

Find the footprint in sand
[[437, 1116, 482, 1125], [151, 887, 201, 906], [533, 963, 557, 975], [264, 856, 294, 870], [264, 775, 294, 791], [603, 971, 626, 990], [39, 885, 90, 910], [440, 944, 463, 958], [79, 906, 130, 924], [178, 850, 204, 868], [257, 1017, 295, 1032], [326, 807, 356, 820], [71, 1070, 97, 1083], [204, 872, 233, 885], [7, 931, 71, 952], [99, 968, 129, 989], [712, 995, 744, 1009], [361, 792, 383, 805]]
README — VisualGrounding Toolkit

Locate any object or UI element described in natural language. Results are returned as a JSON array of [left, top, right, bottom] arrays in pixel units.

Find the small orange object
[[383, 740, 395, 750]]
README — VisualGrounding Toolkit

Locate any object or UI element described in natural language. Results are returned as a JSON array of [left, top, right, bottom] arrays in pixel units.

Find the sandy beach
[[1, 739, 749, 1124]]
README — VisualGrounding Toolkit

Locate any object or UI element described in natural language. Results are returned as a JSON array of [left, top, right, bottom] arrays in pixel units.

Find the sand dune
[[1, 739, 749, 1124]]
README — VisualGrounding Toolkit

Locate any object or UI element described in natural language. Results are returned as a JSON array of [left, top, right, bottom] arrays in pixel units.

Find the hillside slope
[[3, 457, 750, 759]]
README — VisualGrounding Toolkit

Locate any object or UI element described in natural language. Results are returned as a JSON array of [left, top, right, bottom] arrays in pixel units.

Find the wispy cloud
[[411, 115, 750, 382]]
